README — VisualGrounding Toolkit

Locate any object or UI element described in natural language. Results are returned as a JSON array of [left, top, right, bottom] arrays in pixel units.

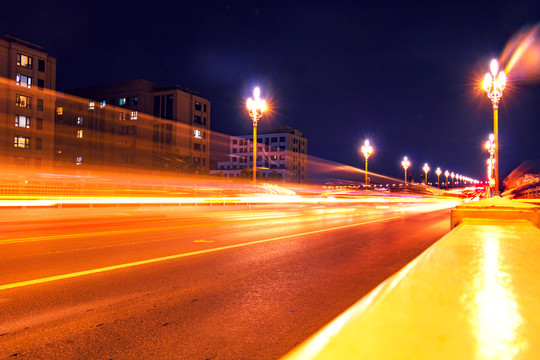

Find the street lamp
[[423, 163, 430, 186], [361, 140, 373, 186], [485, 134, 495, 197], [401, 156, 410, 187], [435, 167, 442, 188], [444, 170, 449, 189], [483, 59, 506, 196], [246, 87, 267, 184], [451, 172, 455, 188]]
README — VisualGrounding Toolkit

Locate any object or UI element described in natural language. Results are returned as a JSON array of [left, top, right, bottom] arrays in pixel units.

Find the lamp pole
[[444, 170, 449, 189], [483, 59, 506, 196], [436, 167, 442, 188], [246, 87, 267, 185], [451, 172, 455, 188], [361, 140, 373, 186], [485, 134, 495, 197], [402, 156, 410, 188]]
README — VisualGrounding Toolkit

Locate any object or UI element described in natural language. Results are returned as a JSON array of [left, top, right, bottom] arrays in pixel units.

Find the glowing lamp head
[[246, 87, 267, 121], [401, 156, 410, 170], [495, 71, 506, 90], [361, 140, 373, 159], [423, 163, 430, 173], [490, 59, 499, 77], [445, 170, 449, 177], [483, 73, 493, 92], [436, 167, 442, 176]]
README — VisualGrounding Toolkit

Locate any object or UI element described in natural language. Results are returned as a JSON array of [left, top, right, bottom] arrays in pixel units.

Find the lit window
[[89, 102, 95, 110], [16, 74, 32, 87], [14, 136, 30, 148], [119, 98, 126, 106], [100, 100, 106, 108], [131, 111, 138, 120], [77, 116, 83, 125], [56, 107, 63, 115], [77, 130, 83, 138], [15, 115, 30, 128], [76, 156, 82, 165], [194, 129, 202, 138], [16, 94, 31, 108], [17, 54, 33, 68]]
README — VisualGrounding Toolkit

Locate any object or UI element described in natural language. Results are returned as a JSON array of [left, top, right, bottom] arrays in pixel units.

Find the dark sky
[[2, 1, 539, 182]]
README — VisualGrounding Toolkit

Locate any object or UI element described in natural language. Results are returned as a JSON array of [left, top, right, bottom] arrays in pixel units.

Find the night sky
[[2, 1, 539, 183]]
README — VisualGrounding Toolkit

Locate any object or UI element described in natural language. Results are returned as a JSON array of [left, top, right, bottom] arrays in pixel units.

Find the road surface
[[0, 200, 456, 359]]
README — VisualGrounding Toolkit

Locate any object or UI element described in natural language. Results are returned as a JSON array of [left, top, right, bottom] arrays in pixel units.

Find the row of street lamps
[[246, 59, 506, 190], [360, 141, 474, 189]]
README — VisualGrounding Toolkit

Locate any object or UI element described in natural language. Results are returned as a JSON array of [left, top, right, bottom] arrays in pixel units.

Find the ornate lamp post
[[444, 170, 449, 189], [451, 172, 455, 188], [401, 156, 410, 188], [361, 140, 373, 186], [435, 167, 442, 188], [246, 87, 267, 185], [422, 163, 430, 186], [483, 59, 506, 196]]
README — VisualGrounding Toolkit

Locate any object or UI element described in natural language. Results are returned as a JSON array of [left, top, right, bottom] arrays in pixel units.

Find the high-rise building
[[0, 35, 56, 170], [213, 126, 308, 182], [56, 79, 211, 172]]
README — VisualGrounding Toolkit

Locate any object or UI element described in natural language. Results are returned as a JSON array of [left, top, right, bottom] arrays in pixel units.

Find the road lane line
[[0, 216, 400, 291]]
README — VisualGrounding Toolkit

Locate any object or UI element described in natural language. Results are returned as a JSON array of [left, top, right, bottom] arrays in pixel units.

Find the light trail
[[0, 216, 401, 291]]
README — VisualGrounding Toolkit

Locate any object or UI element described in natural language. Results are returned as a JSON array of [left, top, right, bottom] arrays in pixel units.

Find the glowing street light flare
[[444, 170, 449, 189], [246, 87, 267, 185], [361, 140, 374, 186], [401, 156, 410, 187], [451, 172, 455, 188], [483, 58, 506, 196]]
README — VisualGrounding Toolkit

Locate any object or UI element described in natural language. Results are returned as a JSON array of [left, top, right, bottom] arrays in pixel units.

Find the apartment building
[[0, 35, 56, 169], [213, 126, 308, 182], [56, 79, 211, 172]]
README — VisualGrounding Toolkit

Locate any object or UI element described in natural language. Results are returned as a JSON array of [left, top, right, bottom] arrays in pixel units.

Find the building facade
[[56, 79, 211, 172], [0, 35, 56, 170], [213, 126, 308, 182]]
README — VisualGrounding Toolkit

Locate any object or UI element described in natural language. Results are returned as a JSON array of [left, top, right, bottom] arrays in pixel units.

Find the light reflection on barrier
[[471, 231, 526, 359]]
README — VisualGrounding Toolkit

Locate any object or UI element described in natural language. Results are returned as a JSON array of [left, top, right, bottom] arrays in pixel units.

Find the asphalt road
[[0, 200, 456, 359]]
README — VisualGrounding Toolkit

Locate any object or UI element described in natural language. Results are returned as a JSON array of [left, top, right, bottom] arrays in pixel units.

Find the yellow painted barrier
[[284, 199, 540, 360]]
